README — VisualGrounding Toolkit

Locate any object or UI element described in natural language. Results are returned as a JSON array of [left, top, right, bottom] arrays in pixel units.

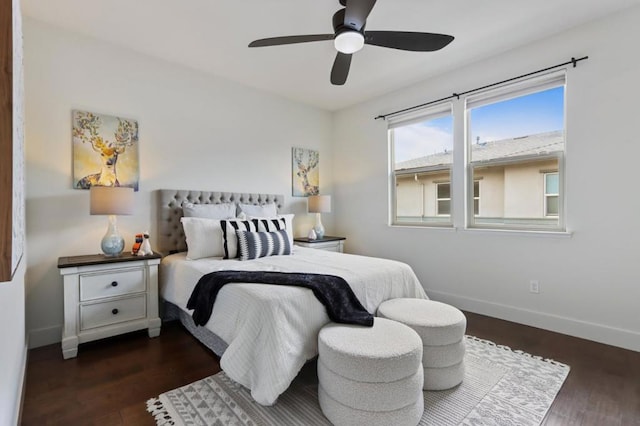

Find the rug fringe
[[146, 397, 176, 426], [466, 335, 570, 369]]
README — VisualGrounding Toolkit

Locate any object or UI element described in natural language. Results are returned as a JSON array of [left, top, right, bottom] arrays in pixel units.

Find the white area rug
[[147, 336, 570, 426]]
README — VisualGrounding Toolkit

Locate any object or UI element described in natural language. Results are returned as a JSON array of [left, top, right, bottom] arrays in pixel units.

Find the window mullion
[[452, 98, 466, 229]]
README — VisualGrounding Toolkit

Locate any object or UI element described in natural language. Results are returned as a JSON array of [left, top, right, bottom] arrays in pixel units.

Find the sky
[[394, 86, 564, 164], [393, 115, 453, 164]]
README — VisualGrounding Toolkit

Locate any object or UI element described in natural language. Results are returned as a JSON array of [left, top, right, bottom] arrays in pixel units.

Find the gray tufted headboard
[[156, 189, 284, 255]]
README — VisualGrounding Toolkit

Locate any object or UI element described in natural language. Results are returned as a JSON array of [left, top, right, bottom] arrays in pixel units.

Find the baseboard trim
[[29, 325, 62, 349], [428, 290, 640, 352]]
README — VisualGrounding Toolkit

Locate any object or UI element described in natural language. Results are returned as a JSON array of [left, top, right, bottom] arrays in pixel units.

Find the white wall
[[333, 6, 640, 351], [24, 19, 334, 348]]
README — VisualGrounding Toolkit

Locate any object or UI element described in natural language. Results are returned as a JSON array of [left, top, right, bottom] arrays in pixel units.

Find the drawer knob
[[111, 281, 118, 287], [112, 308, 119, 315]]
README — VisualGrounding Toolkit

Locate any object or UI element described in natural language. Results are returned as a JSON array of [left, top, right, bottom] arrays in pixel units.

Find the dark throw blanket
[[186, 270, 374, 327]]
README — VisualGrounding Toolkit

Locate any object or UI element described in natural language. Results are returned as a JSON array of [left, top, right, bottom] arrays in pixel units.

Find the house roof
[[395, 130, 563, 171]]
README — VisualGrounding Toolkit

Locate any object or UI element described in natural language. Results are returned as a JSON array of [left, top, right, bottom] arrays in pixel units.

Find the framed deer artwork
[[72, 110, 140, 191], [292, 147, 319, 197]]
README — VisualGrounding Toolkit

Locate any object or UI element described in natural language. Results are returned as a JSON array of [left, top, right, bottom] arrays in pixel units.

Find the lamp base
[[314, 213, 325, 239], [101, 215, 125, 257]]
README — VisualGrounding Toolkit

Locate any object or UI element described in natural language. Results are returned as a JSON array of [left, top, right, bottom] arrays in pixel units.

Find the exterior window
[[436, 182, 479, 215], [390, 104, 453, 226], [473, 181, 480, 215], [544, 172, 559, 216], [467, 73, 565, 230], [436, 183, 451, 215]]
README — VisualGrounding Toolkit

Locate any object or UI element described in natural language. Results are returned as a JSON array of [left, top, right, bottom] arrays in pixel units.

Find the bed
[[156, 189, 429, 405]]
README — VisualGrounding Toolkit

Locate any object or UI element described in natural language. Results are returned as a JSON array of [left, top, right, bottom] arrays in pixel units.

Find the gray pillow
[[238, 203, 278, 218], [182, 202, 236, 219]]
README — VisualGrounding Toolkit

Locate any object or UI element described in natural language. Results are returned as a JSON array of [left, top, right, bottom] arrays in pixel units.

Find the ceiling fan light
[[334, 31, 364, 54]]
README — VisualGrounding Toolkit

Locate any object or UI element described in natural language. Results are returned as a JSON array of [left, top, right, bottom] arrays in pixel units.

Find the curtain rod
[[374, 56, 589, 121]]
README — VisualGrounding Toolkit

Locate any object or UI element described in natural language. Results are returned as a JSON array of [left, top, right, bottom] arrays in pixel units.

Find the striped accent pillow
[[253, 217, 287, 232], [221, 220, 258, 259], [253, 217, 293, 246], [236, 230, 292, 261]]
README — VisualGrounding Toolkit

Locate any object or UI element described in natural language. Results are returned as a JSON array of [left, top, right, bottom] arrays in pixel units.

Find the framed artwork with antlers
[[72, 110, 140, 191], [292, 147, 319, 197]]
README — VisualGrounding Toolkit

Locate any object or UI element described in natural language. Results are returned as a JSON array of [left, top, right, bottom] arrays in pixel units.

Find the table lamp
[[90, 186, 134, 256], [308, 195, 331, 239]]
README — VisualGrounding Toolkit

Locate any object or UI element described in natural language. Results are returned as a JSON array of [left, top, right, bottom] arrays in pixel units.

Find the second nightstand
[[294, 236, 346, 253], [58, 252, 162, 359]]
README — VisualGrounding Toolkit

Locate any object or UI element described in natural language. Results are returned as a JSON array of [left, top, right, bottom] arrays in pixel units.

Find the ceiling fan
[[248, 0, 454, 85]]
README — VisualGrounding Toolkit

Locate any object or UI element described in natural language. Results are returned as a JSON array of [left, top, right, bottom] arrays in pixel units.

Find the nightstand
[[294, 236, 346, 253], [57, 252, 162, 359]]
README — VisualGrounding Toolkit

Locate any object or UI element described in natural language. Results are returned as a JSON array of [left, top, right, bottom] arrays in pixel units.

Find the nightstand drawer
[[80, 268, 145, 301], [293, 236, 345, 253], [308, 242, 342, 252], [80, 295, 146, 330]]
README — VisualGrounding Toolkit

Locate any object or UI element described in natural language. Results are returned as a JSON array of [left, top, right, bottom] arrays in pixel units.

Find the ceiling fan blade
[[331, 52, 352, 85], [344, 0, 377, 31], [365, 31, 454, 51], [249, 34, 334, 48]]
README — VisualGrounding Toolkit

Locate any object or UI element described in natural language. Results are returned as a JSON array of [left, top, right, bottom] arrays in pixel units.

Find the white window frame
[[436, 182, 451, 216], [472, 180, 480, 216], [465, 71, 566, 232], [389, 102, 454, 227], [387, 70, 567, 233], [544, 172, 559, 217]]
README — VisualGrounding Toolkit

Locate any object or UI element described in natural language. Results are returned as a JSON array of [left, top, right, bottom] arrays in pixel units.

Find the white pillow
[[182, 202, 236, 219], [180, 217, 225, 260], [221, 219, 258, 259], [238, 203, 278, 218], [249, 214, 295, 248]]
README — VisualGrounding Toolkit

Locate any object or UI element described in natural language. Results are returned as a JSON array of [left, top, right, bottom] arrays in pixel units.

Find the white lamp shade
[[308, 195, 331, 213], [90, 186, 134, 215]]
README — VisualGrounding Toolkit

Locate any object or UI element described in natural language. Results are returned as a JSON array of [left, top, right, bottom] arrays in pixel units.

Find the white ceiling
[[22, 0, 640, 111]]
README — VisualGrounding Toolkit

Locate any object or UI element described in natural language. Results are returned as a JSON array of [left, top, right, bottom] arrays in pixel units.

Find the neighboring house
[[395, 131, 563, 224]]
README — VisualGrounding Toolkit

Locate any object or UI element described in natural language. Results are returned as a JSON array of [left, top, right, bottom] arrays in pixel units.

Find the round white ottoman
[[377, 299, 466, 391], [317, 318, 424, 426]]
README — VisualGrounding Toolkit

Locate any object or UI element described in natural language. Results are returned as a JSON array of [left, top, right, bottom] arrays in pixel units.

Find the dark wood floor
[[22, 313, 640, 425], [22, 322, 220, 425]]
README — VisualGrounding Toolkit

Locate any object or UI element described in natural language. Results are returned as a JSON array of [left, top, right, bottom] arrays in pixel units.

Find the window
[[544, 172, 559, 216], [390, 104, 453, 226], [436, 183, 451, 216], [466, 72, 565, 230], [389, 71, 566, 231], [472, 181, 480, 216], [436, 181, 479, 215]]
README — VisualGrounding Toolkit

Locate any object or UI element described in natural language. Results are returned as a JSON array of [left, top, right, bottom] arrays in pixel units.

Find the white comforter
[[160, 246, 428, 405]]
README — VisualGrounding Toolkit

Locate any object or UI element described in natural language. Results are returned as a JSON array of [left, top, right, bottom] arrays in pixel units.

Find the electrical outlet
[[529, 280, 540, 294]]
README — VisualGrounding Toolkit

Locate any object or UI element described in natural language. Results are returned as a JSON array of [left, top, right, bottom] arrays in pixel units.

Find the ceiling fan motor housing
[[333, 8, 364, 34]]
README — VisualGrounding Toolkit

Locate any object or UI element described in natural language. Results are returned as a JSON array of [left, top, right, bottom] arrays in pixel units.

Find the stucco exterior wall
[[397, 158, 557, 221]]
